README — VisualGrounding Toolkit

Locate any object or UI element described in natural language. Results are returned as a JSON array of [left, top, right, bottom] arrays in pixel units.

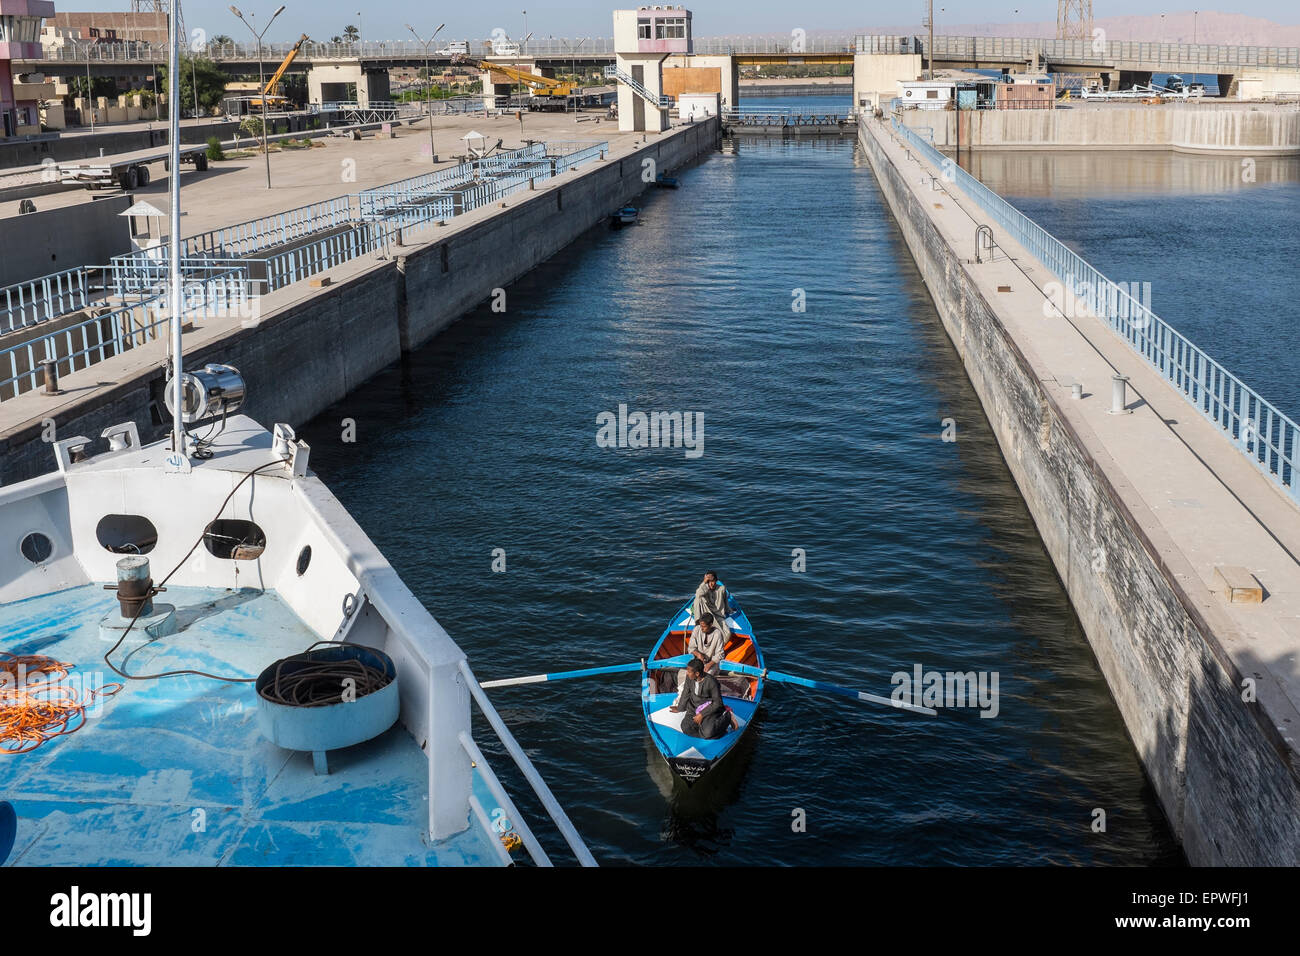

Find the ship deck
[[1, 584, 505, 866]]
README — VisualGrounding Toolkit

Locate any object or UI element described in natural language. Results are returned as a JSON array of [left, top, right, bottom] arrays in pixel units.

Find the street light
[[1192, 10, 1198, 90], [191, 51, 200, 125], [229, 3, 287, 190], [559, 36, 589, 113], [406, 22, 445, 164], [84, 42, 94, 133]]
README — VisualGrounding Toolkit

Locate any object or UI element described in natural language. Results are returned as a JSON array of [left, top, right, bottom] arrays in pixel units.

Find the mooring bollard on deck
[[1109, 374, 1132, 415]]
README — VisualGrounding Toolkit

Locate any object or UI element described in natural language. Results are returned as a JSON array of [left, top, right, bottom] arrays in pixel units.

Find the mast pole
[[168, 0, 185, 454]]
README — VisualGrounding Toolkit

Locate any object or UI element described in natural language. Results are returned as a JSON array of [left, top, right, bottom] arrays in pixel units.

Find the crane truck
[[248, 33, 310, 109], [450, 53, 579, 111]]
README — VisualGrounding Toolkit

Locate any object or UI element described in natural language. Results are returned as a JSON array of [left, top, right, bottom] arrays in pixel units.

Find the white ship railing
[[459, 659, 597, 866]]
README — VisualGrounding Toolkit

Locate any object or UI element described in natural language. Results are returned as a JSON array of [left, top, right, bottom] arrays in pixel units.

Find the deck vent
[[96, 514, 158, 555], [204, 519, 266, 561]]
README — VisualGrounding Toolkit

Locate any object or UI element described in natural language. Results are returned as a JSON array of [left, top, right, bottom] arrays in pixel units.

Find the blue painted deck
[[1, 585, 504, 866]]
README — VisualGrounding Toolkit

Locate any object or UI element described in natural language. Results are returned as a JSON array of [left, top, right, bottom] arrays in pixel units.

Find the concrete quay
[[0, 114, 720, 485], [860, 116, 1300, 865]]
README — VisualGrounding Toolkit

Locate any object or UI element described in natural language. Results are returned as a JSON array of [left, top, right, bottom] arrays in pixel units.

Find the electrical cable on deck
[[0, 653, 122, 754]]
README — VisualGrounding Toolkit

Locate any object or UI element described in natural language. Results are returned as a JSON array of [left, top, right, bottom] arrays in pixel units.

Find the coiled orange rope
[[0, 653, 122, 754]]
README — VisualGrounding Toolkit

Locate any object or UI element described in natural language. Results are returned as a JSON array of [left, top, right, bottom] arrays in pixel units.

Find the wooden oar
[[481, 655, 691, 689], [718, 662, 937, 716]]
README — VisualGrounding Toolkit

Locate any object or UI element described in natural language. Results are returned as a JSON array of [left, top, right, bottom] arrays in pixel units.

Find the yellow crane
[[450, 53, 580, 107], [249, 33, 310, 108]]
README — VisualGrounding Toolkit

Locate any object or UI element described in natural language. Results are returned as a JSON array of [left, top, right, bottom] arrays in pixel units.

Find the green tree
[[67, 75, 118, 100], [210, 34, 234, 45], [343, 25, 359, 44], [159, 54, 229, 116]]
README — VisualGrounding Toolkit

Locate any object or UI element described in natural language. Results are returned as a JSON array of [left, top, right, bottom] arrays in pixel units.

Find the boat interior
[[649, 630, 760, 699]]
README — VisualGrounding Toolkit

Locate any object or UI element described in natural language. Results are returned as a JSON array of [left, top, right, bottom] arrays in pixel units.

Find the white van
[[437, 40, 470, 56]]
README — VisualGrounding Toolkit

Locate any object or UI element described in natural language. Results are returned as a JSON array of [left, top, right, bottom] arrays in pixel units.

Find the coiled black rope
[[258, 642, 394, 707]]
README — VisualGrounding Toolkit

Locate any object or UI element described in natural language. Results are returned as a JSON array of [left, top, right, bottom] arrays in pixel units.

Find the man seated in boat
[[669, 659, 736, 739], [693, 571, 732, 637], [668, 611, 727, 700]]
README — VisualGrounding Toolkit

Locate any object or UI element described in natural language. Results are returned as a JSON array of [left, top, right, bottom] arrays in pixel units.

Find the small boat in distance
[[642, 593, 763, 785], [611, 205, 639, 227], [655, 173, 680, 189]]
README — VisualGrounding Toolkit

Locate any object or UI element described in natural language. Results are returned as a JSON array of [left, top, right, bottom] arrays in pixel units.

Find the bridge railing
[[30, 34, 1300, 68], [890, 115, 1300, 502], [856, 33, 1300, 70]]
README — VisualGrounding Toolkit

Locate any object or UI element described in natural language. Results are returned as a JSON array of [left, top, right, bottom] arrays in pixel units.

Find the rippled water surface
[[968, 149, 1300, 417], [301, 131, 1181, 865]]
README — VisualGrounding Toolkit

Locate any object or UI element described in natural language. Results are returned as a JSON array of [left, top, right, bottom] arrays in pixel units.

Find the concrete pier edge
[[859, 115, 1300, 865]]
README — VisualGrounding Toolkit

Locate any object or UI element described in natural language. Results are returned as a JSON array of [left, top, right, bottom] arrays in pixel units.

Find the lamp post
[[191, 52, 200, 125], [84, 42, 95, 133], [406, 23, 445, 164], [559, 36, 588, 113], [1192, 10, 1198, 90], [229, 4, 286, 190]]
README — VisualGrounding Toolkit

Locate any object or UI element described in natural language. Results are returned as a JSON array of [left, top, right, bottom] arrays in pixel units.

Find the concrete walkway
[[862, 117, 1300, 756]]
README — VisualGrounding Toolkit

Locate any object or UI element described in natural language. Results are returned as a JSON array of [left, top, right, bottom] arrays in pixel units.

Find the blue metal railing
[[8, 138, 608, 405], [180, 197, 355, 259], [889, 115, 1300, 501], [0, 269, 249, 401], [1, 266, 93, 334]]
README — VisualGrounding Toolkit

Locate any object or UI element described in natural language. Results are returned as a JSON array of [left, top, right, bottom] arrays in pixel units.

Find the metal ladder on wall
[[603, 65, 672, 109]]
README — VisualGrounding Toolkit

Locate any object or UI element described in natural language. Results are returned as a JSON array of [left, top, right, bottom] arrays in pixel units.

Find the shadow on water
[[648, 710, 764, 858]]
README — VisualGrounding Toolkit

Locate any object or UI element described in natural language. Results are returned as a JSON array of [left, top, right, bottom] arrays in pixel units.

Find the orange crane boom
[[250, 33, 309, 108], [450, 53, 579, 98]]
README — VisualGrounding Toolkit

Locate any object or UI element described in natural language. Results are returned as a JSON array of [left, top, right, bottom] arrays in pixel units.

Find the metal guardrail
[[459, 659, 597, 866], [0, 269, 248, 401], [722, 109, 854, 125], [889, 115, 1300, 501], [11, 138, 607, 405], [28, 34, 1300, 68], [603, 65, 671, 108], [1, 266, 92, 334], [857, 34, 1300, 70], [180, 197, 355, 259]]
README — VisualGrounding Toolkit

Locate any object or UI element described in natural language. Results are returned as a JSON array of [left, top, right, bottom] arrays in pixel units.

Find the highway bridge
[[18, 33, 1300, 98]]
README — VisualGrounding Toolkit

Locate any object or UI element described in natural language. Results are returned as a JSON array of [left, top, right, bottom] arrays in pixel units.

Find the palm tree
[[342, 25, 359, 45], [211, 34, 234, 45], [330, 35, 343, 44]]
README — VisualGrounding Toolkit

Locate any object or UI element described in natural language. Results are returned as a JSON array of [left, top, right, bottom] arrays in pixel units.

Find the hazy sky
[[69, 2, 1300, 43]]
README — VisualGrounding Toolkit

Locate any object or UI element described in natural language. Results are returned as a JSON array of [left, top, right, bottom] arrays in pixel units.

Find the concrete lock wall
[[899, 105, 1300, 155], [858, 120, 1300, 865], [0, 121, 242, 171], [0, 195, 131, 286], [0, 118, 720, 484]]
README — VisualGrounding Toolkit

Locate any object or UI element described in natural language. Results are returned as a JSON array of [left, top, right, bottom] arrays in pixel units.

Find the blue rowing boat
[[641, 593, 764, 785]]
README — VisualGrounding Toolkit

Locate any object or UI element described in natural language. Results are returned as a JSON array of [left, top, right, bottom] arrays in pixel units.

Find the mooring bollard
[[40, 359, 58, 395], [1071, 382, 1083, 400], [1109, 374, 1131, 415]]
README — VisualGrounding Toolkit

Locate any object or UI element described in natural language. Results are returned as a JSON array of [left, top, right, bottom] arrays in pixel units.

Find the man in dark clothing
[[670, 659, 734, 739]]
